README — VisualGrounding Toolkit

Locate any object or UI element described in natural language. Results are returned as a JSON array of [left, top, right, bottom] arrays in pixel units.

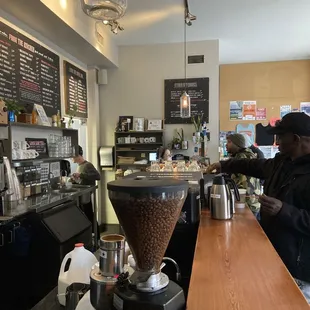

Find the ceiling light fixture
[[102, 20, 124, 34], [80, 0, 127, 21], [184, 0, 196, 26], [180, 0, 196, 118]]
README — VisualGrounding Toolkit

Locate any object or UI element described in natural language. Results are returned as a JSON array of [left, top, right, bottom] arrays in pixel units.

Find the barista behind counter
[[71, 146, 100, 236]]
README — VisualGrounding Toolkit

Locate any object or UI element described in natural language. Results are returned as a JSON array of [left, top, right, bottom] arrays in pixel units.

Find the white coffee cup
[[149, 137, 156, 143], [13, 141, 30, 150], [12, 149, 24, 160], [237, 189, 247, 203], [21, 141, 30, 150], [125, 137, 131, 144], [130, 137, 137, 143], [28, 149, 39, 158], [144, 137, 150, 143]]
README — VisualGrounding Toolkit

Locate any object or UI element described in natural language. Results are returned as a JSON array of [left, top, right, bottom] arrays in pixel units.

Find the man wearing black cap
[[208, 112, 310, 302]]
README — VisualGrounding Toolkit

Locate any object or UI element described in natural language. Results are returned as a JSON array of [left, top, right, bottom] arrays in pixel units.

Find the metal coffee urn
[[210, 174, 240, 220], [90, 234, 125, 310]]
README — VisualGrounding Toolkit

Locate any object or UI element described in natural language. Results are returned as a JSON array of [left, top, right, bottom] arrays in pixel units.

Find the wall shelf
[[116, 143, 162, 146], [115, 130, 163, 134], [117, 164, 149, 168], [115, 131, 164, 170], [12, 157, 71, 167], [116, 149, 158, 152], [10, 122, 77, 132], [2, 122, 79, 162]]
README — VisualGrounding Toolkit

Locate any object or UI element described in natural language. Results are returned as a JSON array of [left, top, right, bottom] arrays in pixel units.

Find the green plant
[[171, 128, 184, 149], [2, 98, 22, 114], [192, 113, 204, 132], [67, 103, 78, 127]]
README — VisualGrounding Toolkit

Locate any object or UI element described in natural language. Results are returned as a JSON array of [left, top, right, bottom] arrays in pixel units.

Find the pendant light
[[80, 0, 127, 21], [180, 8, 190, 118]]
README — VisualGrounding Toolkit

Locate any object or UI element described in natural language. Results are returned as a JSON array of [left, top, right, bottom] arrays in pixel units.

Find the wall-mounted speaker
[[97, 69, 108, 85]]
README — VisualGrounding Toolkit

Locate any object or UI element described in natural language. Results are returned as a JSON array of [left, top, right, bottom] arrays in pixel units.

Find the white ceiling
[[114, 0, 310, 64]]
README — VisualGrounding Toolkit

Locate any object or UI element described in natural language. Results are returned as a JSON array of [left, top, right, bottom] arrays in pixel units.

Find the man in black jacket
[[209, 112, 310, 302]]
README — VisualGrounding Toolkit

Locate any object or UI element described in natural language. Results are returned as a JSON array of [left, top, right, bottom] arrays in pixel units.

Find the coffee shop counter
[[186, 208, 309, 309], [0, 185, 98, 222]]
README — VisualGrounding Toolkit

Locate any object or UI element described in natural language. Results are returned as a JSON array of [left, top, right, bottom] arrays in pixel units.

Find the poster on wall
[[280, 105, 291, 118], [256, 108, 266, 120], [300, 102, 310, 116], [242, 101, 256, 120], [229, 101, 243, 120]]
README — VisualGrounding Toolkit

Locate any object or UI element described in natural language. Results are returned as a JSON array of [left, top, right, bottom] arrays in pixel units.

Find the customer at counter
[[156, 146, 172, 162], [208, 112, 310, 302], [225, 133, 261, 218], [242, 133, 265, 159], [71, 146, 100, 238]]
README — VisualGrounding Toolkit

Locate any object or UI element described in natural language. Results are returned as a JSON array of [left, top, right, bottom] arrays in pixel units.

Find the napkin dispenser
[[99, 146, 114, 167]]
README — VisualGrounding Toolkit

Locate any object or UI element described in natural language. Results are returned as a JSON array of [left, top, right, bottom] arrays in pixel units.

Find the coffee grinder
[[107, 178, 189, 310]]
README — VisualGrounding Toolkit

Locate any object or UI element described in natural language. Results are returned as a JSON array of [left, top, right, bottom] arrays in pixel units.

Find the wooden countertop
[[187, 208, 309, 310]]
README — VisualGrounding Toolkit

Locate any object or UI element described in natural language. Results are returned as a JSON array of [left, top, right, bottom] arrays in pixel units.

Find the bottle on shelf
[[31, 107, 38, 125], [56, 110, 61, 127], [52, 114, 57, 127]]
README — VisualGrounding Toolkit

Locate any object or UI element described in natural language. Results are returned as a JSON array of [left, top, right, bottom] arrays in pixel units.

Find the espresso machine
[[107, 178, 188, 310]]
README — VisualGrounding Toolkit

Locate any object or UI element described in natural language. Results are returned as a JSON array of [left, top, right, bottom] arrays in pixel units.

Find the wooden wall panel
[[219, 60, 310, 131]]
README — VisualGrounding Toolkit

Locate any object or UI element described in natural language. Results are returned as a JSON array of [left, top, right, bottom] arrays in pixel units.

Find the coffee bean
[[110, 192, 185, 272]]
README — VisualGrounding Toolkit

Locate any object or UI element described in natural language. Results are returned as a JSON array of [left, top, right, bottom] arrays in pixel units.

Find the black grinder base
[[112, 280, 186, 310]]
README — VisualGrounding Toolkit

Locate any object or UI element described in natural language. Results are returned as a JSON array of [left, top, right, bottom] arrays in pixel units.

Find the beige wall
[[99, 40, 219, 224], [220, 60, 310, 131]]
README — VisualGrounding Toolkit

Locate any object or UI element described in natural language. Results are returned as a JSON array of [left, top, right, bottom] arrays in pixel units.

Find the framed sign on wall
[[164, 77, 209, 124], [64, 61, 88, 118]]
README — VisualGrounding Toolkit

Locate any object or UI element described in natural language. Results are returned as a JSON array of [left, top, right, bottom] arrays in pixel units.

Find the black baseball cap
[[268, 112, 310, 136]]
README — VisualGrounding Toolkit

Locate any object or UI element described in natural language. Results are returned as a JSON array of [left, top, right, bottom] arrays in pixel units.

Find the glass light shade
[[180, 91, 191, 118], [81, 0, 127, 21]]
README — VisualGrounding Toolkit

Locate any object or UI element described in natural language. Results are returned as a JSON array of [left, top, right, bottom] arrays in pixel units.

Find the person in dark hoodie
[[71, 146, 100, 238], [225, 134, 261, 217], [208, 113, 310, 302]]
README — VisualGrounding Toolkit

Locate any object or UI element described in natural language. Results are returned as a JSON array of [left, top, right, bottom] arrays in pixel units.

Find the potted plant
[[171, 128, 184, 150], [2, 98, 22, 122], [192, 113, 204, 144], [67, 103, 78, 128]]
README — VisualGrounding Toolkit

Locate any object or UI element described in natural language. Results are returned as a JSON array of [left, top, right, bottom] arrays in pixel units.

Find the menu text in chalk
[[0, 21, 60, 117], [64, 61, 88, 118], [164, 77, 209, 124]]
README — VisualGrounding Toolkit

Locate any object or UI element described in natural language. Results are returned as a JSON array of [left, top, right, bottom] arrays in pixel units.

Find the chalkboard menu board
[[164, 77, 209, 124], [64, 61, 88, 118], [0, 21, 61, 117]]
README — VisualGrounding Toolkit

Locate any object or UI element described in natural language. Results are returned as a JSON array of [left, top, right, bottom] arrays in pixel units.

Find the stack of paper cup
[[235, 189, 247, 208]]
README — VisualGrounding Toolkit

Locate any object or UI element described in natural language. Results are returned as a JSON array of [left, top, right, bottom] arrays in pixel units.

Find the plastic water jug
[[58, 243, 98, 306], [75, 291, 95, 310]]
